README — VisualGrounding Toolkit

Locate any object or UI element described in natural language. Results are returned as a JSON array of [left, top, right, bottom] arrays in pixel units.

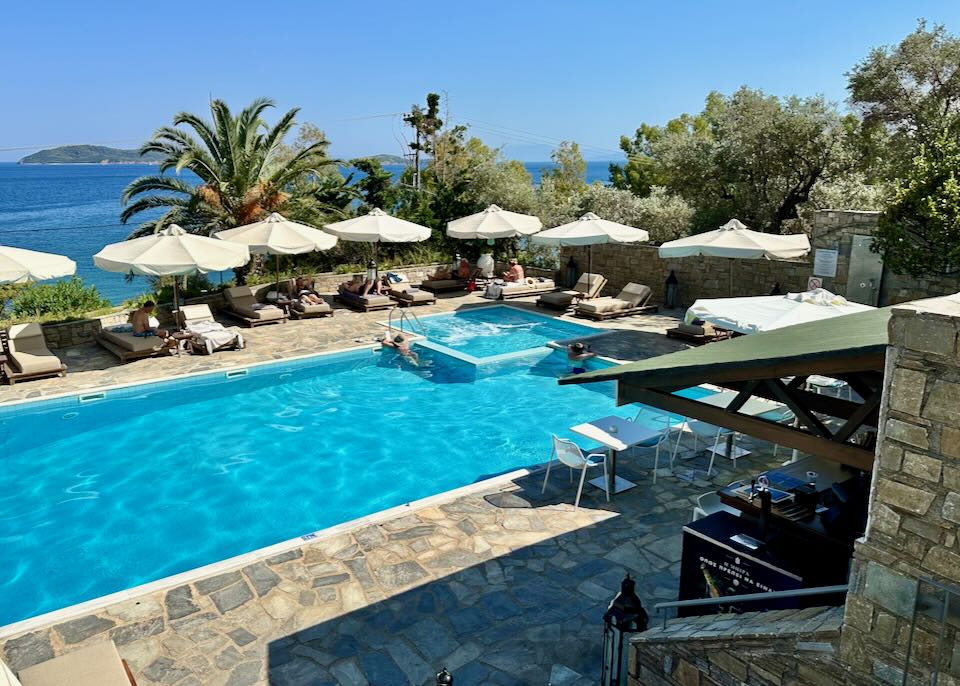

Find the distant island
[[19, 145, 163, 165], [359, 154, 407, 165]]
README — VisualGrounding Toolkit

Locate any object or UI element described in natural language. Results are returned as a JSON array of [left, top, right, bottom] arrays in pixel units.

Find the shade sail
[[324, 208, 432, 243], [686, 289, 875, 335], [658, 218, 810, 260], [446, 204, 542, 240], [530, 212, 649, 247], [0, 246, 76, 284], [215, 212, 337, 254], [94, 225, 250, 277]]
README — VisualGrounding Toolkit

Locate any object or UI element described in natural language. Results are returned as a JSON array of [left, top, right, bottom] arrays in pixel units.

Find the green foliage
[[351, 157, 402, 212], [542, 142, 587, 198], [848, 20, 960, 175], [611, 88, 850, 233], [8, 278, 111, 319], [873, 134, 960, 278]]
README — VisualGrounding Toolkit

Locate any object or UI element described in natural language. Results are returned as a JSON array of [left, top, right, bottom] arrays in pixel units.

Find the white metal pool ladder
[[388, 308, 425, 336]]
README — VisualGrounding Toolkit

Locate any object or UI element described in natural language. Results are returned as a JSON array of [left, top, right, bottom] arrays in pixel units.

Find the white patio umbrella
[[94, 225, 250, 311], [324, 208, 432, 276], [446, 204, 542, 240], [530, 212, 650, 292], [0, 246, 75, 284], [685, 288, 875, 335], [215, 212, 338, 292], [659, 218, 811, 295]]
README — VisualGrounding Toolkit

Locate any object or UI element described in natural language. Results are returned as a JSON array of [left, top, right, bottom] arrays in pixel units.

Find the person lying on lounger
[[131, 301, 169, 339], [341, 276, 384, 297], [567, 341, 597, 374], [502, 259, 524, 283], [381, 332, 419, 364]]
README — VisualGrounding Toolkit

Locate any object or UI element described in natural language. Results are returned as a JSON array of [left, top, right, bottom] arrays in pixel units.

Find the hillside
[[20, 145, 162, 164], [364, 154, 407, 165]]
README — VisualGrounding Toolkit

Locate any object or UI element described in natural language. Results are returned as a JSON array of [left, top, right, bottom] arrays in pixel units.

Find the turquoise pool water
[[414, 306, 598, 358], [0, 310, 708, 626]]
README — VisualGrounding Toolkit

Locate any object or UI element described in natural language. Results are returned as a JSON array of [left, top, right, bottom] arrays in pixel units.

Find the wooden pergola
[[560, 308, 894, 471]]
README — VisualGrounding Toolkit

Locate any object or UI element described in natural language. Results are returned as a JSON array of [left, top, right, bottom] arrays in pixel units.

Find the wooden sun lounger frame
[[419, 267, 484, 293], [95, 334, 172, 364], [334, 291, 395, 312], [665, 326, 733, 345], [288, 302, 334, 319], [574, 303, 659, 321], [222, 307, 288, 328], [390, 292, 437, 307], [0, 329, 67, 384], [500, 283, 558, 300]]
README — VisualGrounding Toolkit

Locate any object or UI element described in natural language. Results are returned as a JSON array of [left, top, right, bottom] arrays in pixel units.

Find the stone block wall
[[839, 300, 960, 684], [40, 313, 129, 351]]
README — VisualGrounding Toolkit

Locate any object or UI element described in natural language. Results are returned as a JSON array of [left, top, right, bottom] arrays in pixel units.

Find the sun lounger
[[282, 278, 333, 319], [223, 286, 287, 327], [419, 267, 482, 293], [665, 321, 733, 345], [1, 323, 67, 384], [334, 285, 394, 312], [177, 304, 245, 354], [574, 282, 658, 320], [2, 640, 138, 686], [96, 325, 171, 363], [536, 273, 607, 310], [494, 277, 557, 300], [387, 282, 436, 307]]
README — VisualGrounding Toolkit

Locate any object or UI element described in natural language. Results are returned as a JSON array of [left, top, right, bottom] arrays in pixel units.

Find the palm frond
[[120, 175, 197, 204], [172, 111, 224, 166], [120, 195, 192, 224]]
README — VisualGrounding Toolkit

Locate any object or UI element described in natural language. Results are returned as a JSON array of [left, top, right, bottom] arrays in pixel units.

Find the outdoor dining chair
[[670, 420, 738, 477], [542, 435, 610, 510]]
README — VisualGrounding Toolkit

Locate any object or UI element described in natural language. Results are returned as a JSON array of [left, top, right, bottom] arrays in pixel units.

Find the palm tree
[[121, 98, 346, 240]]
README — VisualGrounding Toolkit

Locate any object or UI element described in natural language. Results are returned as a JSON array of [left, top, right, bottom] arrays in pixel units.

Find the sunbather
[[341, 276, 381, 296], [567, 341, 597, 374], [381, 332, 419, 364], [131, 301, 169, 339], [456, 258, 472, 279], [503, 259, 524, 282]]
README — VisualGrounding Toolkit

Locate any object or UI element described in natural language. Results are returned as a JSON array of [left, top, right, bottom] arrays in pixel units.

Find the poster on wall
[[813, 249, 839, 278], [678, 526, 803, 617]]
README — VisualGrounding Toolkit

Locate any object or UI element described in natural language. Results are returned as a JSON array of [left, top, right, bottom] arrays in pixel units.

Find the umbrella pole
[[729, 259, 734, 297], [276, 254, 281, 295], [588, 245, 593, 293], [173, 278, 180, 329]]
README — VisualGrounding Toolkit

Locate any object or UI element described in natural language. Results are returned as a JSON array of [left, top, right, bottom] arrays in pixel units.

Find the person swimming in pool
[[567, 341, 596, 374], [381, 332, 420, 365]]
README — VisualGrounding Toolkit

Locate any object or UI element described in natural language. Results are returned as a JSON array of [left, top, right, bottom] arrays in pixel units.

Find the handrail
[[653, 584, 848, 629], [389, 307, 425, 336]]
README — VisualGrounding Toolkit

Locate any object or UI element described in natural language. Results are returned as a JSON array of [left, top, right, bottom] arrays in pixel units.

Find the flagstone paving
[[0, 291, 778, 684]]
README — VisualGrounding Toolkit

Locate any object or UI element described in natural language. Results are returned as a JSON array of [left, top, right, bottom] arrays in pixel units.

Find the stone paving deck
[[0, 292, 788, 684]]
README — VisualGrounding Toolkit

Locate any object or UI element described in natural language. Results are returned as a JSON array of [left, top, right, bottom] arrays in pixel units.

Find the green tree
[[873, 134, 960, 277], [542, 141, 587, 198], [848, 20, 960, 174], [121, 98, 339, 238], [350, 157, 401, 212], [404, 93, 444, 189]]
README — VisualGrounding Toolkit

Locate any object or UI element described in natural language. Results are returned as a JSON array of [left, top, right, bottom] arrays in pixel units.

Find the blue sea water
[[0, 161, 615, 305]]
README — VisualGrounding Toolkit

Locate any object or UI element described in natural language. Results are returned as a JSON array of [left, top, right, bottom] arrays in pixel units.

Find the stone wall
[[838, 299, 960, 685], [628, 606, 866, 685], [39, 313, 130, 351], [559, 210, 960, 309]]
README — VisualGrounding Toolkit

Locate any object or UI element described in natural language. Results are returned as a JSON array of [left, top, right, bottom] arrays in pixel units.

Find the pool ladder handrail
[[389, 308, 425, 336]]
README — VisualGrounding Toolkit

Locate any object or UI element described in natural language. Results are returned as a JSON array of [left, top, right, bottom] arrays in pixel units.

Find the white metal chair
[[542, 435, 610, 510], [758, 405, 796, 459], [692, 491, 742, 521], [671, 420, 738, 476], [632, 407, 683, 483]]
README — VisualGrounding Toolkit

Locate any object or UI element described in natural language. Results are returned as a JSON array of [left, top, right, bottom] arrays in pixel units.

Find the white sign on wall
[[808, 276, 823, 291], [813, 249, 839, 278]]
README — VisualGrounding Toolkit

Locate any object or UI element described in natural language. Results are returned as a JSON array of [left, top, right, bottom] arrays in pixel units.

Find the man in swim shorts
[[381, 332, 419, 365], [567, 341, 596, 374], [131, 301, 169, 339]]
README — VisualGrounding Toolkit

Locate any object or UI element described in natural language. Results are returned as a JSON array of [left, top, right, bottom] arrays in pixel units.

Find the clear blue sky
[[2, 1, 959, 162]]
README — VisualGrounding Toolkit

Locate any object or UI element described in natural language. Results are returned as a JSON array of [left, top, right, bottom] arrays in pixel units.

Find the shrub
[[10, 277, 111, 319]]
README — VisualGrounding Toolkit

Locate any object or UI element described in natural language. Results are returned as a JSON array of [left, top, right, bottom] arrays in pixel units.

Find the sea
[[0, 160, 616, 304]]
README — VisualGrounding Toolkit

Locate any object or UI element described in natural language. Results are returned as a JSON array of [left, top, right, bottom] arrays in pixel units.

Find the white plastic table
[[570, 415, 664, 496]]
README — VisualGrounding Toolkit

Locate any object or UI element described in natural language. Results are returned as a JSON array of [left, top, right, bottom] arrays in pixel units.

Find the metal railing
[[903, 577, 960, 685], [653, 584, 849, 629], [388, 307, 425, 335]]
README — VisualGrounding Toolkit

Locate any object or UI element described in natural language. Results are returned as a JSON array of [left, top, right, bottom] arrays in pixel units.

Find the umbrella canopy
[[0, 246, 75, 284], [94, 225, 250, 276], [324, 208, 432, 243], [658, 218, 810, 260], [214, 212, 337, 254], [685, 288, 875, 335], [530, 212, 649, 247], [446, 204, 542, 240]]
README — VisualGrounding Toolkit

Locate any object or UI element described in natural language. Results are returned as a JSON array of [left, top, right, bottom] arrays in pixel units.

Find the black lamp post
[[436, 667, 453, 685], [600, 575, 648, 686], [366, 259, 378, 284]]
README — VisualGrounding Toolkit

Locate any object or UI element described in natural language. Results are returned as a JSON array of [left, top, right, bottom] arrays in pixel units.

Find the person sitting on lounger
[[131, 301, 169, 339], [381, 332, 419, 364], [567, 341, 596, 374], [503, 259, 524, 283], [456, 258, 472, 279], [341, 276, 382, 297]]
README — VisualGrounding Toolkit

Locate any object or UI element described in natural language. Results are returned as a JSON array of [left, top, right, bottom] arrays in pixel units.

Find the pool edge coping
[[0, 458, 553, 640]]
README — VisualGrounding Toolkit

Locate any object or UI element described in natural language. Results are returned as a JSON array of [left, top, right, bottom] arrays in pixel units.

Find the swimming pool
[[412, 306, 599, 358], [0, 308, 707, 626]]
